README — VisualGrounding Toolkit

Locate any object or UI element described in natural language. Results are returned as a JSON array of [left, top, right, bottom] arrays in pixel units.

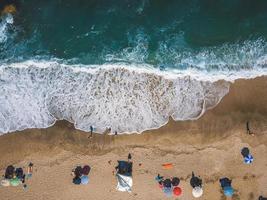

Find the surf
[[0, 60, 232, 135]]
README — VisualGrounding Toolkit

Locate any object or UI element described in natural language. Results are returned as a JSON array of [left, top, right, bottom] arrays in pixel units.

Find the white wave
[[105, 28, 149, 63], [0, 60, 233, 135], [0, 14, 13, 43], [156, 35, 267, 72]]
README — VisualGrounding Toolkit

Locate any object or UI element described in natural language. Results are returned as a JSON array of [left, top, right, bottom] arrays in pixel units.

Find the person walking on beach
[[88, 126, 93, 138]]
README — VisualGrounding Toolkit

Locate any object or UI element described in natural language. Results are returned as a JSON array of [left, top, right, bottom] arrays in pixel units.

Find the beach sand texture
[[0, 77, 267, 200]]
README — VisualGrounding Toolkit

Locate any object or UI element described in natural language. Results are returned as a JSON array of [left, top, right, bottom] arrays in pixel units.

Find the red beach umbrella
[[173, 187, 182, 196]]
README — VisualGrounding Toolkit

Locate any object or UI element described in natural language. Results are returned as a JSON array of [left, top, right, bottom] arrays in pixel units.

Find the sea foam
[[0, 60, 233, 135]]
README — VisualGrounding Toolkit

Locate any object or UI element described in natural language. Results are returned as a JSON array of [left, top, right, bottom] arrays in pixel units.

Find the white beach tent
[[116, 174, 133, 192]]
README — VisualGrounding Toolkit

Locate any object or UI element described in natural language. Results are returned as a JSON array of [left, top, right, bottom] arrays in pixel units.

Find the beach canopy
[[1, 179, 10, 187], [224, 186, 234, 197], [173, 187, 182, 196], [116, 174, 132, 192], [81, 175, 89, 185], [192, 186, 203, 198], [244, 154, 254, 164], [116, 161, 132, 176], [82, 165, 91, 175], [171, 177, 180, 186], [10, 177, 20, 186]]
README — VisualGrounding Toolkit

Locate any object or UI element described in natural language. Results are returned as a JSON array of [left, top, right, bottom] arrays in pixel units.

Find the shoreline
[[0, 76, 267, 199], [2, 60, 267, 134]]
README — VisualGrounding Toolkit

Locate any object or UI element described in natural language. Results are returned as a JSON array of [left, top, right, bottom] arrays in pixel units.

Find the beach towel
[[1, 179, 10, 187], [116, 174, 132, 192], [162, 163, 173, 169], [10, 177, 20, 187]]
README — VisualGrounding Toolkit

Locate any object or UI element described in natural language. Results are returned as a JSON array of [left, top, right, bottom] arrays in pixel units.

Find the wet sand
[[0, 77, 267, 200]]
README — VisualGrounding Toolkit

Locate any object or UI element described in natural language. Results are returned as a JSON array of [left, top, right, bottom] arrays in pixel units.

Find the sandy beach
[[0, 76, 267, 200]]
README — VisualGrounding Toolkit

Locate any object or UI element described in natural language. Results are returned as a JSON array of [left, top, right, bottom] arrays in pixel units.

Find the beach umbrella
[[173, 187, 182, 196], [82, 165, 91, 175], [171, 177, 180, 186], [190, 173, 202, 188], [73, 176, 81, 185], [81, 175, 89, 185], [244, 154, 254, 164], [10, 177, 20, 186], [224, 186, 234, 197], [163, 179, 172, 188], [1, 179, 10, 187], [163, 187, 172, 197], [192, 186, 203, 198], [74, 166, 83, 177]]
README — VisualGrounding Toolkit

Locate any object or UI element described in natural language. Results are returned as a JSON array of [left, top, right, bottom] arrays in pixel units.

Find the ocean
[[0, 0, 267, 134]]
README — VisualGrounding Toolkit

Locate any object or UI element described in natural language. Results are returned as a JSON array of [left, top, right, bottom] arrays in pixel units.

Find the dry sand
[[0, 77, 267, 200]]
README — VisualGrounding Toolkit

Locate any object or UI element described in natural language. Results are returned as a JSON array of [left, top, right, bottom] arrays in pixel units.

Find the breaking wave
[[0, 60, 232, 135]]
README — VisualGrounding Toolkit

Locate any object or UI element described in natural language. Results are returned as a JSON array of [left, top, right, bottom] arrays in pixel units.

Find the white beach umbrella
[[192, 186, 203, 198]]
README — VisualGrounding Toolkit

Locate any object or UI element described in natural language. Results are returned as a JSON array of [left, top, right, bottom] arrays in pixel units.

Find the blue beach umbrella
[[224, 186, 234, 197], [244, 154, 254, 164], [81, 175, 89, 185], [163, 187, 172, 197]]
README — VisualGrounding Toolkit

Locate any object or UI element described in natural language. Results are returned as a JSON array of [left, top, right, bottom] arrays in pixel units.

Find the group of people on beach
[[65, 150, 264, 199], [71, 165, 91, 185], [1, 122, 266, 199], [155, 171, 233, 198], [82, 122, 265, 198], [1, 163, 33, 189]]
